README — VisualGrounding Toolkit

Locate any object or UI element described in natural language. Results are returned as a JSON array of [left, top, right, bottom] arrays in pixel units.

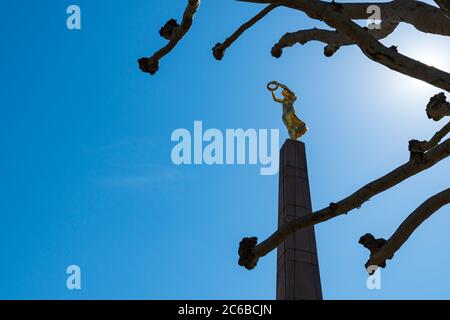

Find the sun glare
[[383, 43, 450, 96], [412, 49, 449, 71]]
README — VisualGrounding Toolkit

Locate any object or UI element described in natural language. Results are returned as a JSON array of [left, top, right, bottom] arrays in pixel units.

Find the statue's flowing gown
[[282, 99, 307, 140]]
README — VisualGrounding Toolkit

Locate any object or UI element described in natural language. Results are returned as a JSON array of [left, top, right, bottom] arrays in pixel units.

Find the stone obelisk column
[[276, 139, 323, 300]]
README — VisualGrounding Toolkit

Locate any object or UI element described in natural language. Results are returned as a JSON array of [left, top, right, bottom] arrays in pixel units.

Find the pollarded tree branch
[[238, 0, 450, 91], [271, 21, 399, 58], [140, 0, 450, 87], [426, 92, 450, 121], [288, 0, 450, 92], [138, 0, 200, 75], [339, 0, 450, 35], [409, 93, 450, 154], [409, 121, 450, 154], [212, 3, 281, 60], [360, 188, 450, 271], [239, 137, 450, 270], [240, 0, 450, 36]]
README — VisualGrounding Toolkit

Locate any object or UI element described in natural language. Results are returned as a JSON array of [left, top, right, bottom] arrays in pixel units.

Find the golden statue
[[267, 81, 308, 140]]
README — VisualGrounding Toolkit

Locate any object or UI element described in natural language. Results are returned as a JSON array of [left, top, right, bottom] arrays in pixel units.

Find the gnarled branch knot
[[359, 233, 393, 271], [238, 237, 259, 270], [138, 57, 159, 75], [426, 92, 450, 121], [212, 43, 225, 61], [159, 19, 180, 40]]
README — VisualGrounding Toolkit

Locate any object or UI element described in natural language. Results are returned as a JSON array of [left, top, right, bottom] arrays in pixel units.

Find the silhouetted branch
[[361, 188, 450, 271], [238, 0, 450, 91], [213, 3, 281, 60], [409, 121, 450, 154], [138, 0, 200, 75], [359, 234, 390, 270], [240, 0, 450, 35], [140, 1, 450, 89], [271, 21, 399, 58], [338, 0, 450, 35], [426, 92, 450, 121]]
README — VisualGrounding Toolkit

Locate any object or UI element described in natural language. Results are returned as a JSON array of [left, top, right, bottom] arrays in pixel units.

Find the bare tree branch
[[409, 93, 450, 154], [426, 92, 450, 121], [238, 0, 450, 91], [138, 0, 200, 75], [288, 0, 450, 91], [212, 3, 281, 60], [239, 137, 450, 270], [360, 188, 450, 271], [271, 21, 399, 58], [241, 0, 450, 35], [339, 0, 450, 35], [140, 1, 450, 89]]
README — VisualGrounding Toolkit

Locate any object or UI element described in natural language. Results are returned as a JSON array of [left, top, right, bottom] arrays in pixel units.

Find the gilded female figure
[[267, 81, 308, 140]]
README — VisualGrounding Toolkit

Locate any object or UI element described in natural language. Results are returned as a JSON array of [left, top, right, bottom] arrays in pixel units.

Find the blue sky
[[0, 0, 449, 299]]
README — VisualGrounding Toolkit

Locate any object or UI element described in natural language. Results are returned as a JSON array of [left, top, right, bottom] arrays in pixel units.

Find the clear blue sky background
[[0, 1, 449, 299]]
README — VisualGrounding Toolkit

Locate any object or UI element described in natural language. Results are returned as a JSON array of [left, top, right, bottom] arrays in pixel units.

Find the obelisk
[[276, 139, 322, 300]]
